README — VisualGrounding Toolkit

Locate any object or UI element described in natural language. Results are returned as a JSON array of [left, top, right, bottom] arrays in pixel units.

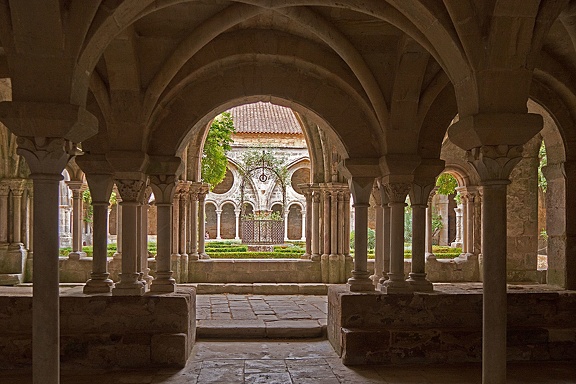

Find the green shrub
[[205, 246, 248, 253], [207, 252, 302, 259]]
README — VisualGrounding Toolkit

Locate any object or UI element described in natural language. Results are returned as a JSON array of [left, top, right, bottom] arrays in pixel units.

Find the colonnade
[[300, 183, 351, 283]]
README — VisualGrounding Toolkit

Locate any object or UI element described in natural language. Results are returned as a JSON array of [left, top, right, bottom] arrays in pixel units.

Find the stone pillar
[[140, 187, 153, 288], [378, 184, 391, 286], [337, 189, 346, 282], [407, 180, 437, 292], [171, 190, 181, 281], [468, 145, 524, 384], [114, 187, 123, 258], [329, 186, 340, 283], [150, 173, 178, 293], [16, 137, 77, 384], [347, 177, 375, 292], [177, 183, 189, 282], [234, 207, 241, 240], [284, 209, 289, 241], [371, 184, 384, 286], [198, 185, 210, 259], [451, 205, 463, 248], [322, 188, 331, 259], [9, 181, 25, 244], [310, 190, 321, 261], [464, 188, 478, 256], [66, 180, 86, 259], [189, 189, 199, 260], [215, 208, 222, 240], [0, 182, 10, 243], [425, 190, 437, 259], [381, 182, 413, 294], [112, 178, 146, 296], [300, 209, 306, 241], [458, 188, 469, 254], [83, 173, 114, 294]]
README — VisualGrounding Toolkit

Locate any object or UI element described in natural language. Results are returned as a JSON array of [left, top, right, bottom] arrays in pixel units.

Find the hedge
[[207, 252, 303, 259], [205, 246, 248, 253]]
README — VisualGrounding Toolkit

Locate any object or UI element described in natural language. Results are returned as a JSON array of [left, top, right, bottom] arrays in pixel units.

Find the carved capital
[[467, 145, 523, 183], [7, 179, 27, 196], [115, 179, 146, 203], [312, 193, 321, 203], [149, 174, 177, 204], [385, 182, 411, 203], [0, 183, 10, 196], [16, 136, 73, 177], [409, 182, 435, 206]]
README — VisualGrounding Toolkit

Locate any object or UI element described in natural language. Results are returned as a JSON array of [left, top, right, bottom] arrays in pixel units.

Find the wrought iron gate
[[241, 219, 284, 244]]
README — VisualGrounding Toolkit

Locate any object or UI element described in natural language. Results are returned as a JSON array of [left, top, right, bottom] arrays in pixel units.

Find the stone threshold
[[197, 318, 327, 339], [181, 283, 329, 295]]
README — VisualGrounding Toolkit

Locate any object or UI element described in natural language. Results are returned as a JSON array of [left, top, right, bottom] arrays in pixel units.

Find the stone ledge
[[187, 283, 328, 295], [196, 319, 326, 339]]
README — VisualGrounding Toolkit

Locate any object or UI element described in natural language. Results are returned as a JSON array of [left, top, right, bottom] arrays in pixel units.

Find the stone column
[[329, 186, 339, 283], [16, 137, 76, 384], [300, 208, 306, 241], [83, 173, 114, 294], [347, 177, 375, 292], [378, 184, 391, 287], [425, 190, 437, 259], [112, 178, 146, 296], [215, 208, 222, 240], [9, 181, 25, 245], [466, 190, 477, 256], [0, 182, 10, 243], [452, 205, 463, 248], [468, 145, 524, 384], [198, 185, 209, 259], [177, 183, 189, 282], [150, 174, 178, 293], [322, 188, 331, 259], [299, 187, 313, 259], [189, 188, 199, 260], [311, 191, 321, 261], [113, 187, 123, 258], [371, 184, 384, 286], [407, 182, 436, 292], [140, 187, 153, 288], [337, 189, 346, 282], [381, 182, 413, 294], [234, 207, 241, 240], [171, 190, 181, 280], [458, 188, 469, 254], [284, 209, 289, 241], [66, 180, 86, 259]]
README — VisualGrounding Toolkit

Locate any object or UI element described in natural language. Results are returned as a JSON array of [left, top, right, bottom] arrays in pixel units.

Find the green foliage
[[239, 148, 289, 187], [243, 211, 283, 221], [202, 112, 235, 190], [82, 189, 93, 223], [404, 203, 412, 243], [435, 173, 458, 195], [538, 140, 548, 192], [208, 252, 302, 259], [431, 210, 443, 236], [349, 228, 375, 251]]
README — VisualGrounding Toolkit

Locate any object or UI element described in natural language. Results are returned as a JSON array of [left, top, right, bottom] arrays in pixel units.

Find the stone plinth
[[328, 284, 576, 365], [0, 244, 27, 285], [0, 286, 196, 369], [188, 259, 322, 283]]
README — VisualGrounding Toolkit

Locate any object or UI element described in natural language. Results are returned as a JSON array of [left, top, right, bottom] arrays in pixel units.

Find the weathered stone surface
[[328, 285, 576, 365]]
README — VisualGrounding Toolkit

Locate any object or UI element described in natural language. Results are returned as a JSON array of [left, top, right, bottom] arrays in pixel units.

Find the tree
[[201, 112, 235, 189]]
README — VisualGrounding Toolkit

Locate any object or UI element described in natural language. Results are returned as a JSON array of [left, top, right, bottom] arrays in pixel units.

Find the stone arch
[[219, 202, 237, 240], [204, 201, 217, 239]]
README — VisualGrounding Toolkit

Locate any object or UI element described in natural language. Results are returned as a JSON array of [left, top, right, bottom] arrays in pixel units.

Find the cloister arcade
[[1, 1, 576, 384]]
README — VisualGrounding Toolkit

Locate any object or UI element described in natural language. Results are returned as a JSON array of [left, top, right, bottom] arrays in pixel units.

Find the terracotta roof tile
[[228, 102, 302, 134]]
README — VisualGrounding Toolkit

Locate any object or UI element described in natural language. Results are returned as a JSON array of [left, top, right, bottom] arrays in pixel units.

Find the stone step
[[182, 283, 329, 295], [196, 319, 327, 339]]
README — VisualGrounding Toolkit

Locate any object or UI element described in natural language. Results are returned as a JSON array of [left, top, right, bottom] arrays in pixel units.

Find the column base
[[380, 278, 414, 294], [406, 273, 434, 292], [310, 253, 321, 262], [68, 251, 87, 260], [113, 273, 145, 296], [189, 252, 199, 261], [113, 252, 122, 260], [300, 253, 311, 260], [83, 277, 114, 294], [150, 277, 176, 293], [347, 271, 375, 292], [425, 253, 436, 261], [199, 253, 210, 260]]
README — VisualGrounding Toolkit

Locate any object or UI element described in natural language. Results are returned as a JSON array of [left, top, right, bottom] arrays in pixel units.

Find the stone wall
[[0, 286, 196, 369], [328, 285, 576, 365]]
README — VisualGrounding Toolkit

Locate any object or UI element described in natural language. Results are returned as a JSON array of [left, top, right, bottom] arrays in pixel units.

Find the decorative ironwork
[[242, 219, 284, 244]]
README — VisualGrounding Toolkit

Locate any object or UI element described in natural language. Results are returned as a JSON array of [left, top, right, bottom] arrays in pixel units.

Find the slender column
[[23, 184, 32, 250], [140, 187, 152, 288], [16, 137, 74, 384], [459, 189, 469, 254], [215, 208, 222, 240], [300, 208, 306, 241], [311, 191, 321, 261], [179, 188, 188, 257], [234, 208, 241, 240], [467, 145, 523, 384], [347, 177, 375, 292], [83, 173, 114, 294], [284, 209, 289, 241], [370, 187, 384, 286], [150, 174, 177, 293], [66, 180, 86, 259], [189, 190, 199, 260], [112, 178, 146, 296], [330, 189, 338, 257], [322, 188, 331, 257], [337, 190, 345, 256], [0, 182, 10, 243], [378, 188, 391, 286], [343, 192, 351, 257], [466, 189, 477, 256], [381, 182, 413, 294], [136, 199, 143, 281], [198, 185, 209, 258], [171, 192, 180, 258], [425, 191, 436, 259], [452, 205, 463, 247], [299, 185, 315, 249], [113, 187, 123, 258], [9, 181, 25, 244]]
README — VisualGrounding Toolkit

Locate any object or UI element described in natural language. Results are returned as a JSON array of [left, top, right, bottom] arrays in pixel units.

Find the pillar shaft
[[330, 190, 338, 256], [466, 193, 475, 255], [216, 209, 222, 240], [0, 184, 9, 243], [322, 190, 330, 256], [198, 192, 208, 258], [234, 208, 240, 240], [84, 202, 113, 293], [373, 203, 384, 285], [66, 181, 85, 256], [311, 192, 320, 260], [179, 193, 188, 255], [11, 187, 23, 243], [190, 192, 199, 259]]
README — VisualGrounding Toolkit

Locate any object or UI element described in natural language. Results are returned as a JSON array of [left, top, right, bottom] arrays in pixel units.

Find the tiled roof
[[227, 102, 302, 135]]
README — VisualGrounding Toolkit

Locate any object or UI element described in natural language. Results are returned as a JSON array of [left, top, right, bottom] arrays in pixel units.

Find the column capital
[[65, 180, 85, 192], [385, 182, 411, 204], [114, 177, 147, 203], [467, 145, 523, 183], [6, 178, 27, 195], [16, 137, 74, 177], [149, 174, 177, 204], [0, 182, 10, 196]]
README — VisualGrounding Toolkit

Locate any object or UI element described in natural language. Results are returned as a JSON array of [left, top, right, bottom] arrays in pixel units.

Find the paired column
[[139, 187, 153, 288], [0, 182, 9, 243], [83, 173, 114, 294], [311, 190, 321, 261], [425, 190, 437, 259], [112, 178, 146, 296], [150, 173, 178, 293], [381, 182, 413, 294], [197, 184, 210, 259], [377, 183, 391, 287], [371, 184, 384, 286], [8, 180, 26, 246], [347, 177, 376, 292], [66, 180, 86, 259], [189, 187, 199, 260]]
